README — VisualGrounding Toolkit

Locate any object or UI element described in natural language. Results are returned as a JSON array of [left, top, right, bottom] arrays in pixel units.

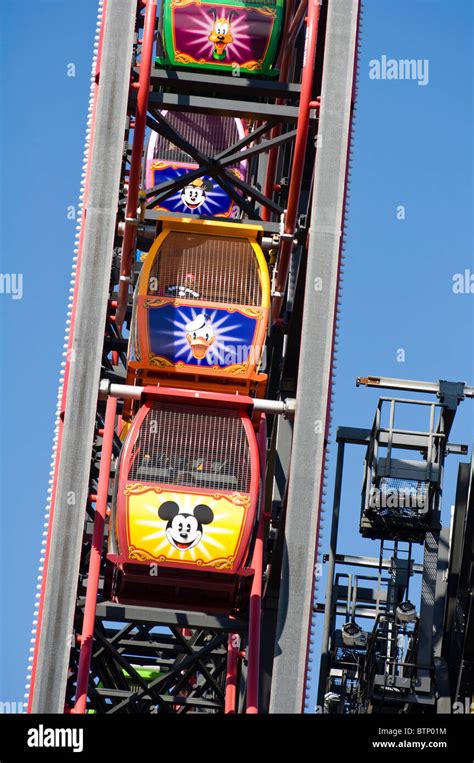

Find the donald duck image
[[185, 314, 216, 360]]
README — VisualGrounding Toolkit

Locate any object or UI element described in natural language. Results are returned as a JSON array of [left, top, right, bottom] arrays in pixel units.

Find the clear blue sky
[[0, 0, 472, 708]]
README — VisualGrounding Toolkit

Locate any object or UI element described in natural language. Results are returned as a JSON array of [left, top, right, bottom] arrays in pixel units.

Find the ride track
[[25, 0, 360, 714]]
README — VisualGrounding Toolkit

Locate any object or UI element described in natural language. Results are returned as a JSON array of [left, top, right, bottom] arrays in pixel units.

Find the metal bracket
[[437, 379, 465, 410]]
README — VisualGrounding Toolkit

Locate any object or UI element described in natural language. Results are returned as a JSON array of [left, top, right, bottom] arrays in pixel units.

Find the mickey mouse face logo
[[180, 178, 213, 210], [158, 500, 214, 551]]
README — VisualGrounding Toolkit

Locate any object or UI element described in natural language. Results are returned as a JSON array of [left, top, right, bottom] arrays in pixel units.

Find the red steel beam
[[73, 395, 117, 713], [224, 634, 239, 713], [271, 0, 321, 323], [116, 0, 157, 329], [262, 0, 296, 223], [246, 414, 267, 713]]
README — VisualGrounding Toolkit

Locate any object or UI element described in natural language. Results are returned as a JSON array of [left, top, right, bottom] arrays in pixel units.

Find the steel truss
[[67, 607, 247, 714], [442, 456, 474, 709], [317, 377, 472, 714]]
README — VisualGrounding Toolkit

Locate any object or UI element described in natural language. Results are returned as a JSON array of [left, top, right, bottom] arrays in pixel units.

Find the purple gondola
[[146, 112, 247, 218]]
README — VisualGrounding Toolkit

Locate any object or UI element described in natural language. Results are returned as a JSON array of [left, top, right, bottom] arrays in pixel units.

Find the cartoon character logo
[[185, 314, 215, 359], [180, 177, 213, 210], [158, 500, 214, 550], [208, 11, 234, 60]]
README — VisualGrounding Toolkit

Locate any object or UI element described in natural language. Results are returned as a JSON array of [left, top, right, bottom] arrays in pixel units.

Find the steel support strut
[[225, 635, 240, 713], [29, 0, 136, 713], [246, 415, 267, 713], [261, 0, 296, 222], [116, 0, 158, 328], [74, 396, 117, 713], [270, 0, 321, 320], [269, 0, 360, 713]]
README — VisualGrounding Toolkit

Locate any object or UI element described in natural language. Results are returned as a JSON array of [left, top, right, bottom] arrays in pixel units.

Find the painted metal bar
[[335, 554, 423, 574], [74, 396, 117, 713], [29, 0, 136, 713], [262, 0, 307, 220], [270, 0, 321, 318], [269, 0, 360, 713], [144, 128, 283, 213], [145, 91, 306, 123], [433, 526, 451, 658], [92, 601, 247, 631], [317, 439, 345, 708], [246, 414, 267, 713], [99, 380, 296, 415], [262, 0, 297, 222], [358, 375, 474, 398], [224, 635, 239, 714], [288, 0, 307, 44], [116, 0, 158, 328], [215, 121, 278, 159], [246, 516, 264, 712], [149, 68, 302, 101]]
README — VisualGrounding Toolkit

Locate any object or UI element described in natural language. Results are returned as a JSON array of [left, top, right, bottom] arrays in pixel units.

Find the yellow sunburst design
[[126, 486, 247, 568]]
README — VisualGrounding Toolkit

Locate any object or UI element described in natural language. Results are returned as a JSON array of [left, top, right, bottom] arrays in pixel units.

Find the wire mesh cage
[[368, 476, 429, 523], [147, 231, 262, 306], [152, 113, 244, 165], [360, 398, 444, 541], [128, 402, 252, 493]]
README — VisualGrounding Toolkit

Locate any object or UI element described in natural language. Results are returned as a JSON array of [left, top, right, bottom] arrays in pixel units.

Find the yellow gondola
[[127, 217, 270, 398]]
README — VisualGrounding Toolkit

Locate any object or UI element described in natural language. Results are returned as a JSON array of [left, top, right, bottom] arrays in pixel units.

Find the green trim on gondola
[[157, 0, 285, 77]]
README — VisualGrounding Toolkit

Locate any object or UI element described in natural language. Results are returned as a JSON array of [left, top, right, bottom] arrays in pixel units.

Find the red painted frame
[[116, 0, 158, 329], [225, 634, 240, 713], [74, 396, 117, 714], [246, 412, 266, 712], [268, 0, 321, 322]]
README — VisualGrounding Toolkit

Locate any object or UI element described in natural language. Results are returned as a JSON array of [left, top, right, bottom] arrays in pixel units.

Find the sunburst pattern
[[179, 12, 253, 60], [148, 303, 257, 367], [127, 489, 247, 565], [151, 168, 242, 217]]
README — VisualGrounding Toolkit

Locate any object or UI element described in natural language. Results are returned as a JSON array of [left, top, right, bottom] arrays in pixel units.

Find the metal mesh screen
[[147, 232, 262, 306], [375, 477, 428, 520], [128, 404, 251, 493], [153, 114, 241, 164]]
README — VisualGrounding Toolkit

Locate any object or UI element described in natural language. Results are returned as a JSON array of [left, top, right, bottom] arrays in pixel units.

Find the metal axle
[[357, 375, 474, 398], [99, 379, 296, 416]]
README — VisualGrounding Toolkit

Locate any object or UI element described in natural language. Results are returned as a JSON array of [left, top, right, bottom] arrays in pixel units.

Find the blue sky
[[0, 0, 472, 708]]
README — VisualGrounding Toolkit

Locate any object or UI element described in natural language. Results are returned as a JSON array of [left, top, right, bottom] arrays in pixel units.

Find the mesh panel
[[128, 404, 251, 493], [376, 477, 428, 520], [380, 477, 426, 499], [147, 232, 261, 306], [153, 114, 241, 164]]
